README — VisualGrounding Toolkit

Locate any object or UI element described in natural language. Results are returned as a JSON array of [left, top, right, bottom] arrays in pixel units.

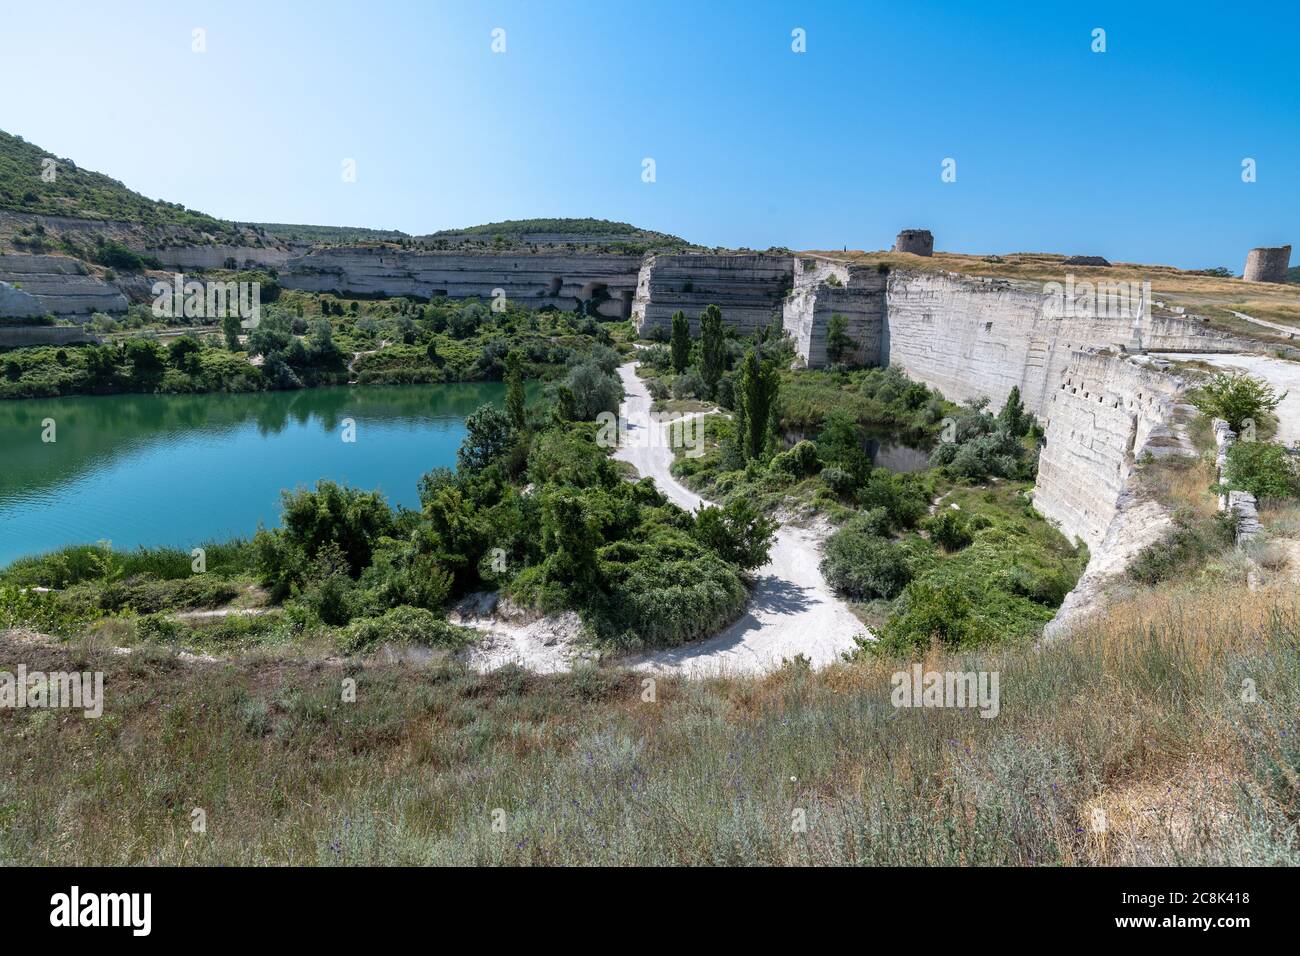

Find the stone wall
[[0, 254, 127, 316], [281, 247, 642, 318], [1243, 245, 1291, 283], [631, 253, 792, 336]]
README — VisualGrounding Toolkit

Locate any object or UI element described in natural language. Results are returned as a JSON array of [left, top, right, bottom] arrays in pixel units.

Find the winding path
[[613, 362, 865, 676]]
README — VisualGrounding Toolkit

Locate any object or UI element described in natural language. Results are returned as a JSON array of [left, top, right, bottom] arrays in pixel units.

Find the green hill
[[424, 217, 690, 247], [0, 129, 235, 235]]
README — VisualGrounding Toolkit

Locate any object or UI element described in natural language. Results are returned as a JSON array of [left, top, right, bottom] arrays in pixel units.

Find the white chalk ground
[[612, 362, 866, 676], [1152, 351, 1300, 448]]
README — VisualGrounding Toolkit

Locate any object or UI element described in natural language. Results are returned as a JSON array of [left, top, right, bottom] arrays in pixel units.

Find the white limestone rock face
[[631, 253, 793, 336], [881, 270, 1239, 418], [1034, 350, 1186, 552], [0, 279, 44, 318], [0, 254, 127, 316], [782, 256, 885, 366], [150, 244, 300, 271], [280, 247, 642, 318]]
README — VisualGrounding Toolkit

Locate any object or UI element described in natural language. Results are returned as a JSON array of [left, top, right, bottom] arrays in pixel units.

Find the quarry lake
[[0, 382, 514, 567]]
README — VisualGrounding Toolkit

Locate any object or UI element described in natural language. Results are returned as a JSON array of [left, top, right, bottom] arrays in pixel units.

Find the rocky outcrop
[[0, 254, 127, 316], [281, 246, 641, 317], [0, 324, 100, 347], [631, 253, 792, 336]]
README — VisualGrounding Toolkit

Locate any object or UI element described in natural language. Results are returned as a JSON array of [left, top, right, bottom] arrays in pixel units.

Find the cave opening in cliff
[[548, 277, 562, 296], [621, 290, 633, 318]]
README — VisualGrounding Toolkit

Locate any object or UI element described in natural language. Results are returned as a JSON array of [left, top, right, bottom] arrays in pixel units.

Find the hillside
[[0, 130, 236, 236], [423, 217, 693, 249]]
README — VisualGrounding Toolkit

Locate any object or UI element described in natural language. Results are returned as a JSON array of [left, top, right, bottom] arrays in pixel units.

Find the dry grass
[[1, 567, 1295, 866]]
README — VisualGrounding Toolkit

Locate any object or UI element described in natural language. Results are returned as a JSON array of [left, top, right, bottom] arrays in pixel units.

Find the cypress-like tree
[[504, 350, 527, 432], [997, 386, 1029, 438], [699, 304, 725, 397], [734, 347, 780, 461], [670, 310, 690, 374]]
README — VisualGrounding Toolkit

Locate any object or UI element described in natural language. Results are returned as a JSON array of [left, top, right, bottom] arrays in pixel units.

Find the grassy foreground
[[2, 577, 1296, 866]]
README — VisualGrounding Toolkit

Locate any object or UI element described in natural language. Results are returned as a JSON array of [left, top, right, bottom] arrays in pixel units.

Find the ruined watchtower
[[1242, 245, 1291, 283], [893, 229, 933, 257]]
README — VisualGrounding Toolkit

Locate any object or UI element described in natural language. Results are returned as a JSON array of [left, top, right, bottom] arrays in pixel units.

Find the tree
[[734, 347, 780, 461], [272, 480, 394, 579], [560, 361, 621, 421], [122, 338, 166, 388], [670, 310, 690, 374], [692, 497, 776, 570], [826, 313, 854, 365], [457, 404, 513, 471], [504, 351, 527, 432], [997, 385, 1031, 438], [699, 304, 725, 397], [167, 335, 202, 374], [221, 313, 242, 351], [1191, 372, 1284, 435]]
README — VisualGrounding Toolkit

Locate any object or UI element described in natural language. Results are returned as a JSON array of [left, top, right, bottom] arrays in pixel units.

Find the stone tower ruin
[[1242, 245, 1291, 283], [893, 229, 934, 257]]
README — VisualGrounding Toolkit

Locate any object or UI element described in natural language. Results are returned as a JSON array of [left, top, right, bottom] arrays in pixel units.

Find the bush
[[341, 606, 475, 653], [1127, 509, 1235, 585], [923, 509, 973, 551], [1191, 372, 1282, 434], [671, 369, 706, 400], [819, 465, 858, 497], [821, 523, 912, 601], [1222, 441, 1300, 500], [769, 440, 820, 478]]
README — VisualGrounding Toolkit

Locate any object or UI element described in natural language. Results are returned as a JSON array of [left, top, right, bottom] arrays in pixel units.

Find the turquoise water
[[0, 383, 514, 567]]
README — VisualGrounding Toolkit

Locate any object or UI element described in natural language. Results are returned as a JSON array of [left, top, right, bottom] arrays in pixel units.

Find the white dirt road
[[1154, 351, 1300, 448], [613, 362, 866, 676]]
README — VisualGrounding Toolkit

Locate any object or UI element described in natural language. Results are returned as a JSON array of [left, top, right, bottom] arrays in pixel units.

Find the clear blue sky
[[5, 0, 1297, 268]]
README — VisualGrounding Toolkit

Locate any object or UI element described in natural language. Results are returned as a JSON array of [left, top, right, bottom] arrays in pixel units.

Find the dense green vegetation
[[1, 291, 625, 399]]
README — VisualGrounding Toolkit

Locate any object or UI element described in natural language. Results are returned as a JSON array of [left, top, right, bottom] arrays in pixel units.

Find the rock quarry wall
[[782, 257, 885, 367], [280, 246, 642, 318], [631, 253, 792, 336], [1033, 350, 1187, 551], [0, 254, 127, 316]]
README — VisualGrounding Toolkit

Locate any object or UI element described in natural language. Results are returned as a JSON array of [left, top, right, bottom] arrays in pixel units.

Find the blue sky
[[4, 0, 1297, 268]]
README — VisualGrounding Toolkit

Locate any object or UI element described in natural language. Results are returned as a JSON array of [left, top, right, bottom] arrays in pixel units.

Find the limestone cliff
[[280, 246, 642, 318], [782, 257, 885, 367], [0, 254, 127, 316], [631, 253, 792, 335]]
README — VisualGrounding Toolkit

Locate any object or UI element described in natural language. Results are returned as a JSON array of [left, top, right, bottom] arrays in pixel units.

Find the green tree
[[221, 313, 242, 351], [457, 404, 513, 471], [699, 304, 725, 397], [1191, 372, 1284, 434], [733, 347, 780, 461], [826, 313, 854, 364], [122, 338, 166, 388], [692, 497, 776, 570], [997, 386, 1031, 438], [670, 310, 690, 374], [504, 351, 527, 432], [167, 335, 202, 374]]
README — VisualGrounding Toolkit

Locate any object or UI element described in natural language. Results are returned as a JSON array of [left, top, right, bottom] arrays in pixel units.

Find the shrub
[[923, 509, 973, 551], [819, 465, 857, 497], [671, 369, 706, 400], [1127, 509, 1235, 585], [1191, 372, 1283, 434], [1222, 441, 1300, 500], [692, 497, 777, 570], [821, 523, 912, 601], [769, 439, 820, 478], [341, 606, 475, 653]]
